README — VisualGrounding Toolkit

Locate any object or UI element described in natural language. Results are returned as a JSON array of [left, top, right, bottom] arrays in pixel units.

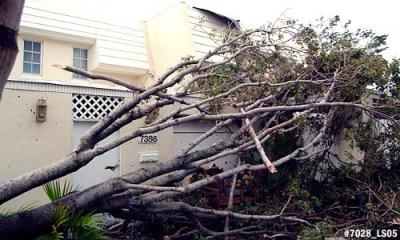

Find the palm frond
[[52, 205, 69, 229], [39, 180, 108, 239], [73, 228, 109, 240], [0, 202, 36, 217], [42, 180, 79, 202], [35, 225, 63, 240], [67, 211, 108, 239]]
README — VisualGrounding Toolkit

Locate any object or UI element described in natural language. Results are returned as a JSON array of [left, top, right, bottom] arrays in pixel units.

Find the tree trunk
[[0, 0, 25, 99], [0, 179, 126, 239]]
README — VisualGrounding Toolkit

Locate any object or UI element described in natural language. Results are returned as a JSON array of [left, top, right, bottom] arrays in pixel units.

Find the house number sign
[[138, 135, 158, 144]]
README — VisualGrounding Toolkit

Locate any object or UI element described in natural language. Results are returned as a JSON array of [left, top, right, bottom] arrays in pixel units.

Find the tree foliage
[[1, 15, 400, 239]]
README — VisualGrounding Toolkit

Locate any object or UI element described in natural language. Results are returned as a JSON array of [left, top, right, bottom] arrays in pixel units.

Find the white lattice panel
[[72, 94, 123, 121]]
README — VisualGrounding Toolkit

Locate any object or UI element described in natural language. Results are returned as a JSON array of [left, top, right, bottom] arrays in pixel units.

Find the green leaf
[[42, 180, 79, 202]]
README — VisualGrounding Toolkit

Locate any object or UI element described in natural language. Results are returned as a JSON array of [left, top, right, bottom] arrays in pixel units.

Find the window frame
[[22, 40, 42, 75], [72, 47, 88, 79]]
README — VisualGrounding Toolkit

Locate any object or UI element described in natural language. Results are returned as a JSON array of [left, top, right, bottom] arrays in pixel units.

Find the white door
[[72, 121, 120, 189], [173, 120, 237, 170]]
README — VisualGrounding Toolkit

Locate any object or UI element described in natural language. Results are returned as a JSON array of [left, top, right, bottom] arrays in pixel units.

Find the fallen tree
[[1, 16, 400, 239]]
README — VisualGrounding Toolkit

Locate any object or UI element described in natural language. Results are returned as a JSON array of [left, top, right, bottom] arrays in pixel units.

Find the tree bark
[[0, 0, 25, 99], [0, 179, 127, 239]]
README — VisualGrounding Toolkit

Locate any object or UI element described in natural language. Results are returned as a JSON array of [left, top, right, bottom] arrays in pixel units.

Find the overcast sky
[[38, 0, 400, 60]]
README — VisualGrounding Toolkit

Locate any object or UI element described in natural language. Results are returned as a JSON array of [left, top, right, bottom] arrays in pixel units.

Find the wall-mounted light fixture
[[36, 98, 47, 122]]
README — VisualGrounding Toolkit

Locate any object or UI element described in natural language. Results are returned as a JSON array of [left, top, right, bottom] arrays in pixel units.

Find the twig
[[144, 201, 312, 226], [280, 195, 293, 215], [124, 183, 184, 193], [224, 159, 241, 238], [53, 64, 190, 105]]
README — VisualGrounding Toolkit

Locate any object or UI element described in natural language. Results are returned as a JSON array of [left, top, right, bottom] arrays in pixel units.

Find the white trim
[[72, 94, 123, 121], [5, 78, 133, 97]]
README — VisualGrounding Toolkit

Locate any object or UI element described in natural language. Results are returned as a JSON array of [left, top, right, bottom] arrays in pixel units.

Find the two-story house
[[0, 1, 239, 209]]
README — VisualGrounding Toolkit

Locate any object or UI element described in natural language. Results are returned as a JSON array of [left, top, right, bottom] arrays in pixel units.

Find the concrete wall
[[0, 89, 72, 209]]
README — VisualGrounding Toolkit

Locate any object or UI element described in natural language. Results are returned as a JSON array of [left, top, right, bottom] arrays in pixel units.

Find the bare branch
[[144, 201, 312, 226], [241, 108, 277, 173]]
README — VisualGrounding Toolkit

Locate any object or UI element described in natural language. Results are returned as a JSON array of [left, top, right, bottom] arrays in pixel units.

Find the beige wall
[[0, 88, 171, 210], [0, 89, 73, 209], [11, 35, 73, 81], [2, 28, 159, 211], [92, 72, 147, 88], [11, 35, 145, 87], [143, 2, 195, 83], [120, 101, 175, 174]]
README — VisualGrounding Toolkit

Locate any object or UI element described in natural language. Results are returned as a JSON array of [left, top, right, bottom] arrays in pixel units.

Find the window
[[23, 40, 41, 74], [72, 48, 88, 79]]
